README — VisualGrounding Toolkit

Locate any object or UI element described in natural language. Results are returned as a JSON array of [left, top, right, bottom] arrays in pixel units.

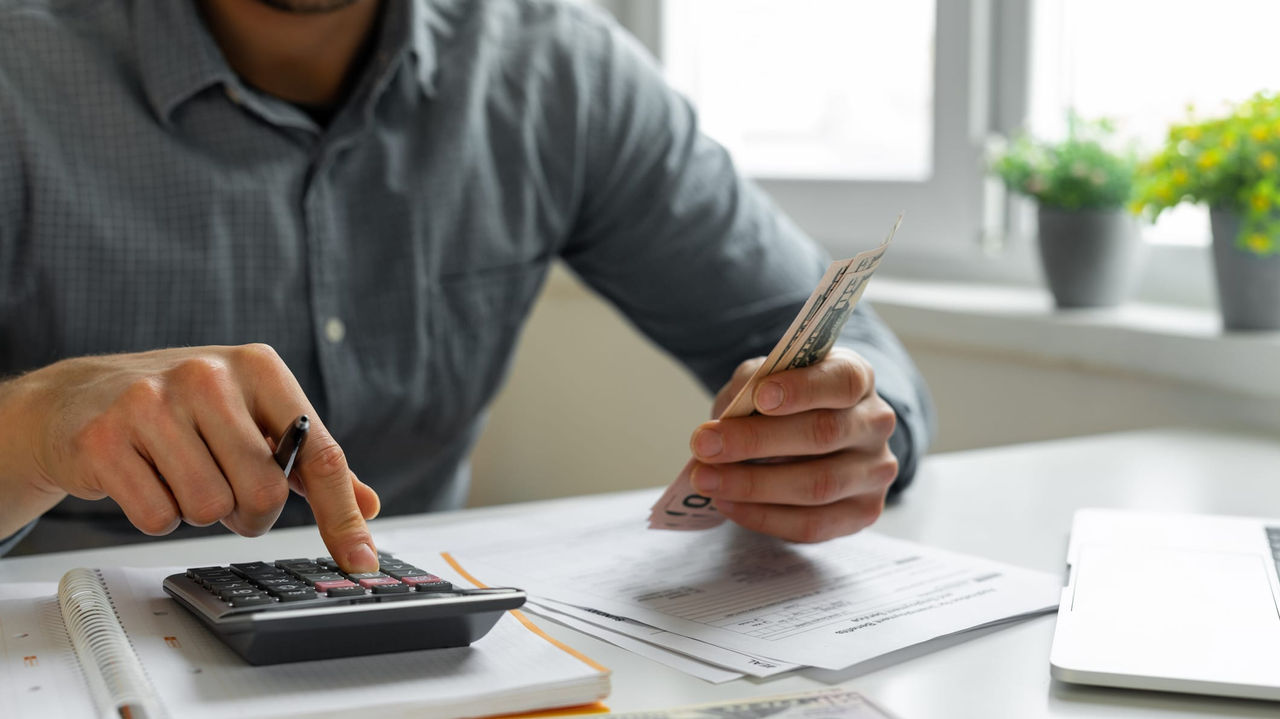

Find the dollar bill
[[601, 687, 898, 719], [648, 215, 901, 530]]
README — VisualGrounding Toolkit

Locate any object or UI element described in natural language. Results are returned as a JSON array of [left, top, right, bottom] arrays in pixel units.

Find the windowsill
[[867, 277, 1280, 400]]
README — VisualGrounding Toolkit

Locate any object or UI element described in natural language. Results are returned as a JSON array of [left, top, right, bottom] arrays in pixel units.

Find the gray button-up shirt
[[0, 0, 933, 553]]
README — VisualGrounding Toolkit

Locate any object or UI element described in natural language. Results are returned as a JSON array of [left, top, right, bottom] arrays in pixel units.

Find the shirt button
[[324, 317, 346, 344]]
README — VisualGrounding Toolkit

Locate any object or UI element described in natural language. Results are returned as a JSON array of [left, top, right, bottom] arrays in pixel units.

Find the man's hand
[[0, 345, 381, 571], [688, 348, 898, 543]]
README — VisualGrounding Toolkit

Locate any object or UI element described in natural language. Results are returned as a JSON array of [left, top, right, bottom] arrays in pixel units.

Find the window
[[664, 0, 934, 182], [630, 0, 997, 264]]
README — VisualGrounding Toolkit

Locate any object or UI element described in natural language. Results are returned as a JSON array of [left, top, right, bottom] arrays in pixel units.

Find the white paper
[[532, 597, 798, 678], [0, 582, 58, 601], [0, 596, 97, 718], [527, 602, 743, 684], [448, 513, 1061, 670]]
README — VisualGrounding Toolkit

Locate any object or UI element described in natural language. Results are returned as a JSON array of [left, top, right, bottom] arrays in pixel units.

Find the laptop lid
[[1050, 508, 1280, 701]]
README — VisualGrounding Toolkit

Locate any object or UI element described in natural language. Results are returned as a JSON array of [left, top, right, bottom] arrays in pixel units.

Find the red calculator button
[[314, 579, 358, 592]]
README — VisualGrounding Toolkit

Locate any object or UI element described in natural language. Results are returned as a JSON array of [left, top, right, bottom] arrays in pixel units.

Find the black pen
[[273, 415, 309, 476]]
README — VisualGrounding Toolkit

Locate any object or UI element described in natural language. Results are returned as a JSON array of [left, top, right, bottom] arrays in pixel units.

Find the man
[[0, 0, 934, 571]]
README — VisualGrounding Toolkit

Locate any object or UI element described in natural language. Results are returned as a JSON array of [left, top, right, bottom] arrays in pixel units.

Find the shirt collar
[[134, 0, 235, 126], [134, 0, 441, 127]]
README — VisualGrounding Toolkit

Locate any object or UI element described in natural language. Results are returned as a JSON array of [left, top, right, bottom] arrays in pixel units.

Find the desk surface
[[4, 428, 1280, 718]]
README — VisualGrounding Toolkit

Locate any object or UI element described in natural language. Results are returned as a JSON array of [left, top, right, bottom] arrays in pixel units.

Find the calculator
[[162, 554, 525, 665]]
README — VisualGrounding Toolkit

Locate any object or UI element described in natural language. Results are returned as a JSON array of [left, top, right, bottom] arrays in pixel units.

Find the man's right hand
[[0, 344, 381, 571]]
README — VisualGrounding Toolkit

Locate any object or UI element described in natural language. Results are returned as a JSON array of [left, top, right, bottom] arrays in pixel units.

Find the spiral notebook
[[0, 563, 610, 719]]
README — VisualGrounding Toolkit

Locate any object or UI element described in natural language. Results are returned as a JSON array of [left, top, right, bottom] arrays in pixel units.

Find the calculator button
[[384, 568, 425, 579], [325, 586, 368, 598], [220, 587, 265, 600], [254, 577, 297, 589], [265, 583, 309, 595], [400, 575, 452, 592], [356, 577, 402, 589], [273, 558, 314, 568], [314, 579, 359, 592], [229, 594, 275, 607], [346, 572, 388, 581], [274, 589, 318, 602], [371, 583, 412, 595], [298, 573, 344, 584], [231, 562, 277, 578], [201, 577, 246, 589], [206, 581, 251, 593]]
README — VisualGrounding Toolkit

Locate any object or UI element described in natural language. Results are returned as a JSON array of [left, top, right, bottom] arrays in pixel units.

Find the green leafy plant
[[989, 114, 1137, 211], [1134, 91, 1280, 256]]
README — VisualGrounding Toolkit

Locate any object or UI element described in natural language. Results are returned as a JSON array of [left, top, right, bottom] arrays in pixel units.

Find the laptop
[[1050, 508, 1280, 701]]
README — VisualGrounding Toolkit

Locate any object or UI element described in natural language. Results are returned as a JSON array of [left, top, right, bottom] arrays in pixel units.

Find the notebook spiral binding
[[58, 568, 168, 719]]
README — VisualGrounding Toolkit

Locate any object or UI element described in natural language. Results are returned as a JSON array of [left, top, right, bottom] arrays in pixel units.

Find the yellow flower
[[1171, 168, 1190, 186], [1155, 181, 1175, 203], [1260, 152, 1278, 171], [1196, 149, 1222, 170], [1252, 123, 1271, 142], [1127, 199, 1144, 215], [1252, 192, 1271, 212], [1245, 233, 1275, 254], [1182, 126, 1203, 142]]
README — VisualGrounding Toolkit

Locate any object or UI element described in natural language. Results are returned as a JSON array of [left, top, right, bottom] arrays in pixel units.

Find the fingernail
[[693, 428, 723, 458], [756, 381, 785, 411], [692, 466, 721, 493], [346, 543, 379, 572]]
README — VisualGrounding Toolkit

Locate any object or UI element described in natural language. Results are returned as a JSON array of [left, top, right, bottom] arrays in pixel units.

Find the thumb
[[353, 476, 381, 520]]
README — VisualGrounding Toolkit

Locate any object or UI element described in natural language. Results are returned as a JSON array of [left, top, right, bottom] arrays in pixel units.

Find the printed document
[[444, 494, 1059, 670]]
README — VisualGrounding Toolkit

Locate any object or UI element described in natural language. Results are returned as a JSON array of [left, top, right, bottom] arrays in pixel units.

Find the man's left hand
[[688, 347, 899, 542]]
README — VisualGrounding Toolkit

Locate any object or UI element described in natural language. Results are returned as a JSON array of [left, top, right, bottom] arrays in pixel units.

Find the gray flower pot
[[1036, 206, 1142, 309], [1209, 209, 1280, 331]]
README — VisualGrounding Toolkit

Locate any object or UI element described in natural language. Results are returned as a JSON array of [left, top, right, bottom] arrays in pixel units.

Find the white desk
[[4, 428, 1280, 718]]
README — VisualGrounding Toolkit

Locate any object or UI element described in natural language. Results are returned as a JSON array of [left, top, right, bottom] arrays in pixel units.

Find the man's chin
[[254, 0, 365, 14]]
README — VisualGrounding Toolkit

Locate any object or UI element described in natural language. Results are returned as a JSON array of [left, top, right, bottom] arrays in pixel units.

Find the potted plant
[[990, 115, 1141, 308], [1135, 91, 1280, 330]]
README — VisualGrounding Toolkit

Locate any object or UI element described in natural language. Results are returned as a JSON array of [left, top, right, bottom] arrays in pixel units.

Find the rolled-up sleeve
[[559, 10, 935, 491]]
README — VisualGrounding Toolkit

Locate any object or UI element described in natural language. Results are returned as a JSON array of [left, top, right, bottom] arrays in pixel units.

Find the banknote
[[601, 687, 898, 719], [648, 215, 901, 530]]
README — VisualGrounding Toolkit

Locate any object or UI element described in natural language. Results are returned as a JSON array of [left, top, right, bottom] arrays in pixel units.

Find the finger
[[692, 401, 892, 463], [190, 392, 290, 536], [231, 344, 379, 572], [97, 449, 182, 536], [125, 390, 238, 529], [752, 348, 874, 416], [294, 429, 380, 572], [718, 493, 888, 543], [689, 448, 898, 507]]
